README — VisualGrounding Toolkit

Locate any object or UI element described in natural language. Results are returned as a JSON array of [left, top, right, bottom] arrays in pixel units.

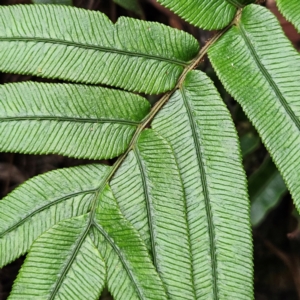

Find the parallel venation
[[0, 5, 199, 94], [0, 82, 150, 159], [9, 215, 106, 300], [156, 0, 251, 30], [276, 0, 300, 33], [209, 4, 300, 216], [92, 184, 167, 300], [152, 70, 253, 299], [0, 164, 110, 268]]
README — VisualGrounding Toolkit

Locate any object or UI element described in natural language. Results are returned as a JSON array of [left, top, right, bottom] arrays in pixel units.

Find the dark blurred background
[[0, 0, 300, 299]]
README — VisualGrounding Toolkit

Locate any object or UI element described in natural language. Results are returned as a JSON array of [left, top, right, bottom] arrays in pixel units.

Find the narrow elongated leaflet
[[0, 5, 199, 94], [152, 70, 253, 299], [111, 151, 152, 250], [0, 82, 150, 159], [112, 129, 194, 299], [209, 4, 300, 210], [0, 164, 110, 268], [276, 0, 300, 33], [156, 0, 253, 30], [91, 185, 167, 300]]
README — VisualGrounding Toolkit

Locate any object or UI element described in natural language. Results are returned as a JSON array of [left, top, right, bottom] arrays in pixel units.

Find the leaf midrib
[[181, 88, 219, 300], [0, 36, 188, 67], [133, 148, 158, 267], [93, 222, 144, 300], [238, 24, 300, 133], [0, 189, 97, 238], [49, 222, 91, 300], [0, 116, 140, 126], [49, 168, 115, 299], [171, 136, 197, 299]]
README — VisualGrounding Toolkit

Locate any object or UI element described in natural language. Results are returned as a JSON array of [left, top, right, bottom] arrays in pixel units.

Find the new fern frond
[[0, 0, 299, 299]]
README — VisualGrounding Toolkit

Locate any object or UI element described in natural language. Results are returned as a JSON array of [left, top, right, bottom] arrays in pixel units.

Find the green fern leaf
[[152, 70, 253, 299], [112, 129, 195, 299], [156, 0, 253, 30], [4, 163, 167, 300], [8, 215, 106, 300], [276, 0, 300, 33], [0, 164, 110, 268], [111, 151, 152, 250], [208, 5, 300, 211], [112, 120, 253, 299], [0, 82, 150, 159], [0, 5, 199, 94], [91, 184, 167, 300], [0, 2, 264, 299]]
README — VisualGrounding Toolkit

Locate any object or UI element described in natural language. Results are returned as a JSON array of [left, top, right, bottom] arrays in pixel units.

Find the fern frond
[[0, 5, 199, 93], [0, 3, 262, 299], [209, 5, 300, 211], [0, 82, 150, 159], [9, 215, 106, 300], [112, 72, 254, 299], [0, 164, 110, 268], [152, 70, 253, 299]]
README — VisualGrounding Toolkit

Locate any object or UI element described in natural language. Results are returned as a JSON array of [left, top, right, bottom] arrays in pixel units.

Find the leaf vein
[[238, 24, 300, 133], [133, 147, 158, 268], [0, 37, 188, 67], [0, 189, 97, 238], [92, 222, 145, 300], [181, 88, 219, 300]]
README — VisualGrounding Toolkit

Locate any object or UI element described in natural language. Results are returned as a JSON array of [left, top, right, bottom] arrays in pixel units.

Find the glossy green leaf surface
[[0, 5, 199, 94], [0, 164, 110, 268], [209, 4, 300, 212], [152, 70, 253, 299], [156, 0, 253, 30], [0, 82, 150, 159], [9, 215, 106, 300], [249, 157, 287, 226], [276, 0, 300, 32], [91, 185, 167, 300]]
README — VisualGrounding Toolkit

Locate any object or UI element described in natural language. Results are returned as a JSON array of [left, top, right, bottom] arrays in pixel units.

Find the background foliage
[[0, 0, 300, 299]]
